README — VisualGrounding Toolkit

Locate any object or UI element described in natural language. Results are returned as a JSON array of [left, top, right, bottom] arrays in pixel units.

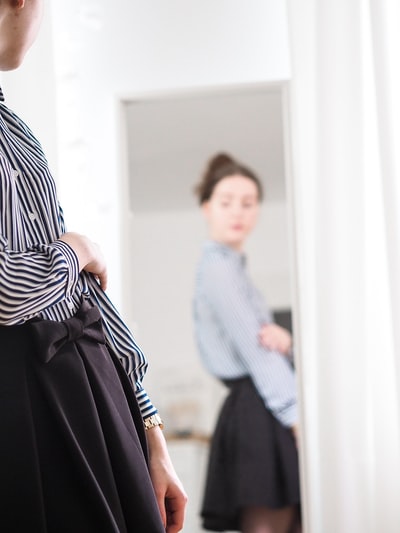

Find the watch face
[[144, 414, 164, 430]]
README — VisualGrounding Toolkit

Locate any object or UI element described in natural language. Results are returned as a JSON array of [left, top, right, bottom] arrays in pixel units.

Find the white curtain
[[286, 1, 400, 531]]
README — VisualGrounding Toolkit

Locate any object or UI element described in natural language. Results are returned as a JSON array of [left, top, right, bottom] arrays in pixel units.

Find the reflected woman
[[193, 153, 301, 533]]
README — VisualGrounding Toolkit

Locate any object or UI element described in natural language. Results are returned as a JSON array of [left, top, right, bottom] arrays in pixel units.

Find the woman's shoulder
[[202, 240, 242, 261]]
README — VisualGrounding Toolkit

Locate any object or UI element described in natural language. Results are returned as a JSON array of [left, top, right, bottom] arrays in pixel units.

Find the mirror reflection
[[122, 85, 298, 531]]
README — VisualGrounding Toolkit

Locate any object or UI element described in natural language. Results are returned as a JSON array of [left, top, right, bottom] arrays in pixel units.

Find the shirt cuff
[[278, 402, 298, 428], [135, 387, 158, 420], [51, 240, 80, 298]]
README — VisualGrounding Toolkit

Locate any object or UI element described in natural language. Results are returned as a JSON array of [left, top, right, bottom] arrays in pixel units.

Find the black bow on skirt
[[30, 303, 105, 363]]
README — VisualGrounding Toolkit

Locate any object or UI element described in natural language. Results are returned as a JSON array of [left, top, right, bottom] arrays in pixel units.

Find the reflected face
[[202, 174, 260, 250], [0, 0, 44, 71]]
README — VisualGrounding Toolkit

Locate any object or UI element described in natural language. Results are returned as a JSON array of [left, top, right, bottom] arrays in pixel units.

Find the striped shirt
[[0, 89, 156, 419], [193, 240, 297, 427]]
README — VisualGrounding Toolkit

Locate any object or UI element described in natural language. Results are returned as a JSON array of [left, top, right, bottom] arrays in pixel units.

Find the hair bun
[[207, 153, 235, 175]]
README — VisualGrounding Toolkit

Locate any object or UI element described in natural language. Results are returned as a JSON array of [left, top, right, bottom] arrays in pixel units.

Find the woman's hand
[[58, 232, 108, 290], [146, 426, 188, 532], [259, 323, 292, 355]]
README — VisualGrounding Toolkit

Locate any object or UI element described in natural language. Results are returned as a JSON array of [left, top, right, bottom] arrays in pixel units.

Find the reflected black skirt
[[201, 377, 301, 532], [0, 302, 165, 533]]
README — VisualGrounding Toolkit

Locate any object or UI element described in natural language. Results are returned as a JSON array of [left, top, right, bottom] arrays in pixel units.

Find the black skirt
[[0, 301, 165, 533], [201, 377, 301, 532]]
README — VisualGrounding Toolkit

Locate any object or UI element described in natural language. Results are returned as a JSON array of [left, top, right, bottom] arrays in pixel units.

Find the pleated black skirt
[[201, 377, 301, 532], [0, 301, 165, 533]]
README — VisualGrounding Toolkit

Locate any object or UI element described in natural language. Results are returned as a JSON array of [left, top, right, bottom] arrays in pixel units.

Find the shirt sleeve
[[204, 255, 298, 427], [83, 273, 158, 419], [0, 234, 79, 324]]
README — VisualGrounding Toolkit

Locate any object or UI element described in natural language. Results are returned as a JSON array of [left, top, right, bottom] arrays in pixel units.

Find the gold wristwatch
[[143, 413, 164, 431]]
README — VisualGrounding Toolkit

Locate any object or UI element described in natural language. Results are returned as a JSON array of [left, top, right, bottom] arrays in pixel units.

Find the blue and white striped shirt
[[0, 89, 156, 419], [193, 240, 297, 427]]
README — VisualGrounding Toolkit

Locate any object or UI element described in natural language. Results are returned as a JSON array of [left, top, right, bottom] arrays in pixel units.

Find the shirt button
[[12, 169, 19, 180], [28, 212, 37, 221], [67, 301, 74, 310]]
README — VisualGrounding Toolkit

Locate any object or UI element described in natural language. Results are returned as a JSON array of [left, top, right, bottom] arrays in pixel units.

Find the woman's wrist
[[58, 232, 91, 271], [143, 413, 164, 431]]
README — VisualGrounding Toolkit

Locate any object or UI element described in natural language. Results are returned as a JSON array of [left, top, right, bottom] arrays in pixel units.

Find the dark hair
[[194, 152, 263, 205]]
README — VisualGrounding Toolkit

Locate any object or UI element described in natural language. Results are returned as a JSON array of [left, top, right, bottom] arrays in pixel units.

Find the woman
[[193, 153, 301, 533], [0, 1, 186, 532]]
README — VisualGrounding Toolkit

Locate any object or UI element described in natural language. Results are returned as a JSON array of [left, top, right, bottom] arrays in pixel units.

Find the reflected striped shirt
[[193, 240, 297, 427], [0, 90, 156, 419]]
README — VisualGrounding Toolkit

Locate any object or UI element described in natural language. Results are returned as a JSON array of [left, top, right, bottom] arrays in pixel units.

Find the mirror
[[120, 82, 293, 427], [118, 82, 294, 531]]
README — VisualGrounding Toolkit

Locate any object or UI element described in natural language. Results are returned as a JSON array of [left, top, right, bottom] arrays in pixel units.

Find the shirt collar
[[204, 240, 247, 266]]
